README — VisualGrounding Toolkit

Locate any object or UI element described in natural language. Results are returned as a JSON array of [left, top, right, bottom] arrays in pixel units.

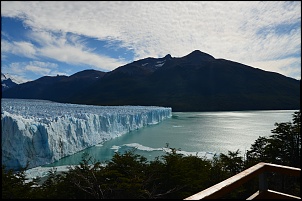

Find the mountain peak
[[184, 50, 215, 61], [164, 54, 172, 59], [2, 73, 19, 91], [1, 73, 24, 84]]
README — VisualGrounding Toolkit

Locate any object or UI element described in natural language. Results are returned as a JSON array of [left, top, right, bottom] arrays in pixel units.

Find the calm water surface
[[44, 110, 296, 167]]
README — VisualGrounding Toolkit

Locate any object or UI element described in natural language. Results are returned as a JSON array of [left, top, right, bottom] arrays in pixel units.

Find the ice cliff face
[[1, 99, 172, 170]]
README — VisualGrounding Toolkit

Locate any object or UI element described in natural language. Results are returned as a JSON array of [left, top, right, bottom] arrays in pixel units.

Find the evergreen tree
[[246, 111, 301, 168]]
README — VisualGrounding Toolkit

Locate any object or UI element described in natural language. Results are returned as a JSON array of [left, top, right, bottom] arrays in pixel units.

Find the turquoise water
[[44, 110, 296, 167]]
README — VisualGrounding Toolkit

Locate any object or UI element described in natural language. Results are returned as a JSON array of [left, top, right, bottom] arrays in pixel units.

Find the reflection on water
[[44, 110, 296, 167]]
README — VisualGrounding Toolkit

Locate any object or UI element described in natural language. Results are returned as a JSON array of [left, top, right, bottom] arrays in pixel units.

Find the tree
[[245, 111, 301, 198], [2, 165, 37, 199], [270, 111, 300, 167], [63, 152, 105, 199], [219, 149, 244, 175], [246, 111, 301, 168]]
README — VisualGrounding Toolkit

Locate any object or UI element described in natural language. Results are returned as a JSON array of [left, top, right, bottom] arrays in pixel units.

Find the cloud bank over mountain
[[1, 1, 301, 82]]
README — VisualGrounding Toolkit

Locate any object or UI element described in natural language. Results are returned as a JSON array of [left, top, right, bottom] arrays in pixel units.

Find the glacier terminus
[[1, 98, 172, 170]]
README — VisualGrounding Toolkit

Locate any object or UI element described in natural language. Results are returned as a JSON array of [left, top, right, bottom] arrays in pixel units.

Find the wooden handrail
[[184, 162, 301, 200]]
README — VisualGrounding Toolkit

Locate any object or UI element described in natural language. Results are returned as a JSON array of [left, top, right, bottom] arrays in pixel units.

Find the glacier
[[1, 98, 172, 170]]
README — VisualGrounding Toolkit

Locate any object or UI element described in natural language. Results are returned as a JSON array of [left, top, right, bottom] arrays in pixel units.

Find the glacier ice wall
[[1, 99, 172, 170]]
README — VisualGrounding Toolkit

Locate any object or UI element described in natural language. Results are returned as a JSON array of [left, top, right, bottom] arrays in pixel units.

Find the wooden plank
[[246, 190, 301, 199], [184, 163, 301, 200], [264, 189, 301, 199], [184, 163, 266, 199], [263, 163, 301, 177], [246, 190, 260, 200]]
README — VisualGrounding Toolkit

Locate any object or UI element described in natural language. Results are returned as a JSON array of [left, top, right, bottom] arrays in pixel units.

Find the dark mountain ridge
[[2, 50, 300, 112], [2, 70, 106, 101], [1, 73, 19, 91]]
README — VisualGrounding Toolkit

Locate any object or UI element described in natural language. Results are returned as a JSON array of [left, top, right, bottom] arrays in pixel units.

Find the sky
[[1, 1, 301, 83]]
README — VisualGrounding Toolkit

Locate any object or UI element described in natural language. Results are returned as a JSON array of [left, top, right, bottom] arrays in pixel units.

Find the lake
[[43, 110, 296, 167]]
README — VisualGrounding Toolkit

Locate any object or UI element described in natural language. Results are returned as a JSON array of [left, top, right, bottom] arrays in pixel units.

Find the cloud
[[2, 31, 129, 71], [2, 61, 60, 82], [25, 65, 51, 75], [1, 1, 301, 79], [24, 61, 58, 75], [39, 44, 127, 71], [2, 40, 37, 58], [249, 57, 301, 80]]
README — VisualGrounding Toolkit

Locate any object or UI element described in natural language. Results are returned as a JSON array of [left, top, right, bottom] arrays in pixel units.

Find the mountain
[[2, 69, 106, 101], [2, 50, 300, 111], [1, 73, 21, 91]]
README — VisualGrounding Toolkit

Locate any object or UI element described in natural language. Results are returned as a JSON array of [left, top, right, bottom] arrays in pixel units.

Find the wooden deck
[[184, 162, 301, 200]]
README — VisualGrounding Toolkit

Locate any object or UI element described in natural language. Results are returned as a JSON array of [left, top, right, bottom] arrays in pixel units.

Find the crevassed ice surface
[[1, 98, 172, 170]]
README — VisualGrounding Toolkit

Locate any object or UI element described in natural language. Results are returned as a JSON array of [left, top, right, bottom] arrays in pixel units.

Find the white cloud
[[1, 1, 301, 79], [2, 61, 60, 81], [23, 61, 58, 75], [28, 61, 58, 69], [249, 57, 301, 80], [2, 31, 129, 71], [1, 62, 31, 83], [3, 62, 26, 74], [38, 44, 127, 71], [2, 40, 37, 58], [25, 65, 51, 75]]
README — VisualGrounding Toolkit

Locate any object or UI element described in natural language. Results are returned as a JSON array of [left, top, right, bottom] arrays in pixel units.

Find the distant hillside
[[1, 73, 21, 91], [2, 70, 106, 101], [2, 50, 300, 112]]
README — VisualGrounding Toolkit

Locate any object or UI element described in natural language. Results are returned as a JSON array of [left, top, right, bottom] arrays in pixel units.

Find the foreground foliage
[[2, 111, 300, 199]]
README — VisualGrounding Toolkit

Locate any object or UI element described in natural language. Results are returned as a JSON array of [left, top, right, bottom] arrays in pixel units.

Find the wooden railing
[[184, 162, 301, 200]]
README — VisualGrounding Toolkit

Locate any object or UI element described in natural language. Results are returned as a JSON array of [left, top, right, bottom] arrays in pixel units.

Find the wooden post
[[259, 172, 268, 192]]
